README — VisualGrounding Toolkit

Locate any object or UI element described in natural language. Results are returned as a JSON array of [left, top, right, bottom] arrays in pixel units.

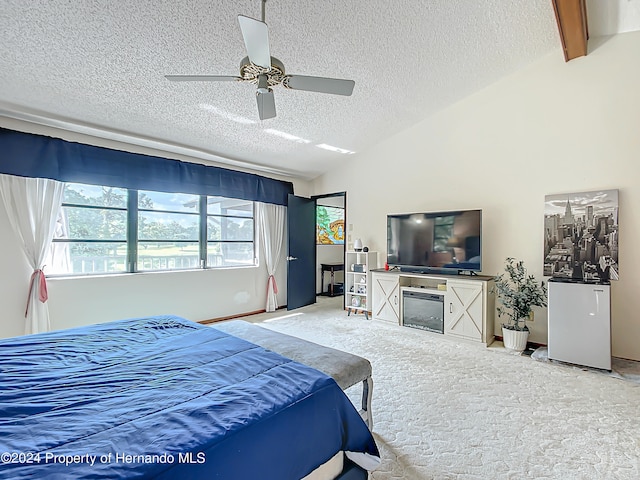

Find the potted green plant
[[494, 257, 547, 352]]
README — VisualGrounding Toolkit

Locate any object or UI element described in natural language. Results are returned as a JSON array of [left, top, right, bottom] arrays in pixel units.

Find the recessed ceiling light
[[263, 129, 311, 144], [316, 143, 356, 155], [199, 103, 256, 124]]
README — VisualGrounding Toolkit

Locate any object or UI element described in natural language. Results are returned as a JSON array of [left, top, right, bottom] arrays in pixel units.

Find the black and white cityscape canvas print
[[544, 189, 619, 282]]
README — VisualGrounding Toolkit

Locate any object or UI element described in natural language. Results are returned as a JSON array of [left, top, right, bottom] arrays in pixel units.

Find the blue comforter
[[0, 315, 379, 479]]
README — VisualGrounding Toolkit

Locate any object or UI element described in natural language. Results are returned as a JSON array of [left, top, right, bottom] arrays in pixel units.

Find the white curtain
[[0, 174, 64, 334], [45, 208, 71, 274], [257, 202, 286, 312]]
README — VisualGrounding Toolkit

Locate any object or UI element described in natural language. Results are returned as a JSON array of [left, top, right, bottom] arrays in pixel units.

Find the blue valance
[[0, 128, 293, 205]]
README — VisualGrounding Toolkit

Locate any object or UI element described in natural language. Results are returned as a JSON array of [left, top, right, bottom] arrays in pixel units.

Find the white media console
[[371, 269, 495, 346]]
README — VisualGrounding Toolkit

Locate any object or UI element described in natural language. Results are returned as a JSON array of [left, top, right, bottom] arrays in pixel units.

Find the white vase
[[502, 326, 529, 352]]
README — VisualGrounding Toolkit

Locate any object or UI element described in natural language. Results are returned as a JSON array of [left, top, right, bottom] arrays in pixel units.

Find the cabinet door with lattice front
[[444, 280, 484, 341], [371, 272, 400, 324]]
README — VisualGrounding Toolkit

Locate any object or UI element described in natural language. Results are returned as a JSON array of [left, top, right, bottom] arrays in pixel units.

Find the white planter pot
[[502, 327, 529, 352]]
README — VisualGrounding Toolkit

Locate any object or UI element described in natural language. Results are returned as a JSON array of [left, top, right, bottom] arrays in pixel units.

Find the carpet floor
[[236, 296, 640, 480]]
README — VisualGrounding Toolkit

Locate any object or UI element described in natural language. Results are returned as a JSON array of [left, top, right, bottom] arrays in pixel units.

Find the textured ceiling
[[0, 1, 638, 180]]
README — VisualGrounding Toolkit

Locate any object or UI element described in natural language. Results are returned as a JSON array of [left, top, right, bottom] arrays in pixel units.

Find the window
[[207, 197, 255, 267], [47, 183, 256, 275], [48, 184, 128, 275], [137, 190, 201, 271]]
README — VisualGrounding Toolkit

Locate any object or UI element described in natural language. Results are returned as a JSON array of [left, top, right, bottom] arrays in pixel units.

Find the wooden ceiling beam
[[552, 0, 589, 62]]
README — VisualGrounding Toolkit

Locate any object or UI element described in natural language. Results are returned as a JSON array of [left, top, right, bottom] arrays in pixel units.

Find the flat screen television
[[387, 209, 482, 274]]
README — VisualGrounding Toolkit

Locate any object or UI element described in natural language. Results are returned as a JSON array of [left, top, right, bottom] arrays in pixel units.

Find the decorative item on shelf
[[357, 285, 366, 294], [362, 246, 369, 252], [353, 238, 363, 252], [494, 257, 547, 352], [359, 277, 366, 284], [351, 263, 365, 272], [351, 296, 361, 307]]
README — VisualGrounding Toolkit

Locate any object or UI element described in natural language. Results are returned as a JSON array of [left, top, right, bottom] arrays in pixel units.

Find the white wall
[[0, 118, 311, 338], [313, 32, 640, 361]]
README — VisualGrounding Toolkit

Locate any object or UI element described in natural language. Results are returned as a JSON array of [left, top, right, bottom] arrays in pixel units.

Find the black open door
[[286, 194, 316, 310]]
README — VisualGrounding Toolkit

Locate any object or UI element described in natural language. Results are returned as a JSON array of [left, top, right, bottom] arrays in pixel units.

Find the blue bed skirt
[[0, 315, 379, 479]]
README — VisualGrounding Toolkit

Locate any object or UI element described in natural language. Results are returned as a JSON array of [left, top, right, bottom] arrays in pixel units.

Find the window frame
[[135, 189, 202, 273], [206, 198, 256, 268], [49, 185, 257, 277]]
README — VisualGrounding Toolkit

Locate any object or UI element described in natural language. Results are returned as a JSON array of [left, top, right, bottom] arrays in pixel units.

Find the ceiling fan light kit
[[165, 0, 355, 120]]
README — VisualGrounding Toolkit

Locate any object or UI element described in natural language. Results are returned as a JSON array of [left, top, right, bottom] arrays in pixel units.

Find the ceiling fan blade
[[165, 75, 242, 82], [256, 90, 276, 120], [238, 15, 271, 69], [285, 75, 355, 96]]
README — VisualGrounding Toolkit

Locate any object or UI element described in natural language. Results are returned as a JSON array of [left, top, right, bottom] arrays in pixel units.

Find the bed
[[0, 315, 379, 479]]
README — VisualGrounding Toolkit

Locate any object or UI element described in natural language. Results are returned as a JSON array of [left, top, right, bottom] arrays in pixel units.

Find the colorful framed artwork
[[316, 206, 344, 245]]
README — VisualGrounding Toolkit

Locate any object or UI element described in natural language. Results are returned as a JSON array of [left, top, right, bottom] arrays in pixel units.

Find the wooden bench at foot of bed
[[214, 320, 373, 430]]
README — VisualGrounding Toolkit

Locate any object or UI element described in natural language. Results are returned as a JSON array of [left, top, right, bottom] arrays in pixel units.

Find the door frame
[[312, 191, 347, 296]]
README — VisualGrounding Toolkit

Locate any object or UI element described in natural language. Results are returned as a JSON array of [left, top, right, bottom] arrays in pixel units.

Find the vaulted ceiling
[[1, 1, 639, 180]]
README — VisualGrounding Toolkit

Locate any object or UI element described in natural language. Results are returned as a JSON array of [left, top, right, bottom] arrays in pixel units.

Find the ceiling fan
[[165, 0, 355, 120]]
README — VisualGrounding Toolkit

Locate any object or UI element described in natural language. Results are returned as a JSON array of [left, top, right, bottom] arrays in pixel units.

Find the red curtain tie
[[267, 274, 278, 295], [25, 269, 48, 317]]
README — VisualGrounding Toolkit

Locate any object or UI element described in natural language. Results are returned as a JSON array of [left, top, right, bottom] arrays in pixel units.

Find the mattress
[[0, 315, 379, 479]]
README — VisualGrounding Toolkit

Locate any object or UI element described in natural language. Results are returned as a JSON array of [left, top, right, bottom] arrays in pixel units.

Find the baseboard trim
[[199, 306, 288, 325]]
